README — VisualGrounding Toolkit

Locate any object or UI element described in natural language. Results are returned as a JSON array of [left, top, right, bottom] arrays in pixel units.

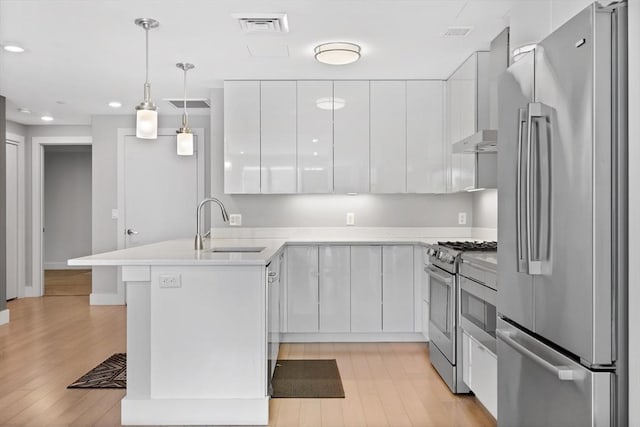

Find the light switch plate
[[229, 214, 242, 226], [159, 274, 181, 288], [346, 212, 355, 226], [458, 212, 467, 225]]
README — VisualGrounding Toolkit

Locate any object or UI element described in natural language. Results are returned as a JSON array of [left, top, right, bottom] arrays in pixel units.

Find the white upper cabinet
[[297, 81, 334, 193], [448, 54, 477, 193], [406, 81, 446, 193], [333, 81, 370, 194], [370, 81, 407, 193], [224, 81, 261, 194], [261, 81, 297, 194]]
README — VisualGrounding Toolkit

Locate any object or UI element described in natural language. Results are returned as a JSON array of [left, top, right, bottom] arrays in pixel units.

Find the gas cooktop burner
[[437, 241, 497, 251]]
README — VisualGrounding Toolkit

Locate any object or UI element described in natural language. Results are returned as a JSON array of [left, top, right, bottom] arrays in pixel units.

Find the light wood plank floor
[[44, 269, 92, 296], [0, 297, 495, 427]]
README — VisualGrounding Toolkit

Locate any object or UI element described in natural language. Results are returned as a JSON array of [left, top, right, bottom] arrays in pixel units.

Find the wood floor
[[0, 297, 496, 427], [44, 269, 92, 296]]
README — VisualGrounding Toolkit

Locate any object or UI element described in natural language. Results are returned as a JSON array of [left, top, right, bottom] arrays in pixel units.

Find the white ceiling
[[0, 0, 519, 125]]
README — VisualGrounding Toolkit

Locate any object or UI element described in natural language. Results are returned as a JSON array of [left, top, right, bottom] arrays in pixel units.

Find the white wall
[[209, 88, 474, 229], [43, 147, 91, 269], [471, 189, 497, 229]]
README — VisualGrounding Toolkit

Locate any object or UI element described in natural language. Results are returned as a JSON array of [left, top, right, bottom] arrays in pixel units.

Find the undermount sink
[[208, 246, 266, 253]]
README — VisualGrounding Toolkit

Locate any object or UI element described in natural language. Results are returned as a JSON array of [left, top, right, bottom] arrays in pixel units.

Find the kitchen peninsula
[[69, 238, 287, 426]]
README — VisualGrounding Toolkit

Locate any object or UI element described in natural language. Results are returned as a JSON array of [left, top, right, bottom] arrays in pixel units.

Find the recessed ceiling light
[[3, 44, 25, 53], [314, 42, 361, 65], [316, 97, 346, 110], [108, 101, 122, 108], [17, 107, 31, 114], [40, 115, 54, 122]]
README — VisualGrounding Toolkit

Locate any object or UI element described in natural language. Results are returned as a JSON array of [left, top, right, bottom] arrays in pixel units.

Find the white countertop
[[68, 236, 454, 267]]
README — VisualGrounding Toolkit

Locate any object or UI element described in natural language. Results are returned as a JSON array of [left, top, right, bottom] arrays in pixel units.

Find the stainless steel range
[[425, 241, 497, 393]]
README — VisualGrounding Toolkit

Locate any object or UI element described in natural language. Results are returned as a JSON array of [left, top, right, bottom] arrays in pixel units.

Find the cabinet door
[[447, 55, 477, 192], [382, 245, 414, 332], [261, 81, 297, 193], [319, 246, 351, 332], [268, 261, 280, 379], [407, 81, 446, 193], [351, 246, 382, 332], [224, 81, 261, 193], [297, 81, 333, 193], [334, 80, 370, 193], [286, 246, 319, 332], [421, 300, 430, 341], [370, 81, 406, 193]]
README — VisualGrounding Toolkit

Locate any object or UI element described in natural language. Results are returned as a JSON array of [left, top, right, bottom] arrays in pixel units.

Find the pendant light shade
[[134, 18, 159, 139], [176, 62, 195, 156]]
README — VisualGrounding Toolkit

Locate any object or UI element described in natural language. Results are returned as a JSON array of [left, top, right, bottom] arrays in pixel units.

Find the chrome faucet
[[195, 197, 230, 250]]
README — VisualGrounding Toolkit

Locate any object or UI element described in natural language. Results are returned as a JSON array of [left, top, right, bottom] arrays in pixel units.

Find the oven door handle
[[425, 266, 454, 285]]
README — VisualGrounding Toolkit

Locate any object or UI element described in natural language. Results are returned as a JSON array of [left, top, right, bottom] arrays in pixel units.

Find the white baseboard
[[0, 309, 10, 325], [121, 396, 268, 425], [90, 292, 125, 306], [281, 332, 427, 343], [44, 262, 90, 270]]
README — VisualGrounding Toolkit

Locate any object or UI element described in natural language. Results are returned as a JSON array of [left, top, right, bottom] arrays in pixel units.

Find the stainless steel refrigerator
[[497, 2, 627, 426]]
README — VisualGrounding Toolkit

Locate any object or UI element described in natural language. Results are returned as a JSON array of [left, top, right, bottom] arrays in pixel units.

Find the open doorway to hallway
[[42, 145, 92, 296]]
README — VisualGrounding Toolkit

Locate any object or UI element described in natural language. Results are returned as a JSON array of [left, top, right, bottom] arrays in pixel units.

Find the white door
[[286, 245, 319, 332], [6, 142, 18, 300], [382, 245, 414, 332], [123, 134, 202, 247], [319, 246, 350, 332], [350, 246, 382, 332]]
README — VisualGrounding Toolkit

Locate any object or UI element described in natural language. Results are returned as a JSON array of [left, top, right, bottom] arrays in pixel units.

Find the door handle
[[516, 107, 528, 273], [425, 266, 453, 285], [126, 229, 139, 236], [497, 329, 584, 381]]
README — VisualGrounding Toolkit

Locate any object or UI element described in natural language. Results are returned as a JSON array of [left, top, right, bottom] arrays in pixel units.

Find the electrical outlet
[[346, 212, 355, 226], [159, 274, 181, 288], [458, 212, 467, 225], [229, 214, 242, 226]]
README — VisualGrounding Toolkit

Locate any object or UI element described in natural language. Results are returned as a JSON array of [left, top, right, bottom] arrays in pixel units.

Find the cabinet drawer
[[468, 333, 497, 418]]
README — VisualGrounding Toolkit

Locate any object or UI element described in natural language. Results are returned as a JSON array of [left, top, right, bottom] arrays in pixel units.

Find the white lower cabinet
[[382, 246, 415, 332], [421, 300, 430, 341], [462, 330, 497, 418], [319, 246, 351, 332], [350, 246, 382, 332], [286, 246, 319, 332]]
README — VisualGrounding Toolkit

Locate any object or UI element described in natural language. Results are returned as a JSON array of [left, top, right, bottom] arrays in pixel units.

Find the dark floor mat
[[68, 353, 126, 389], [272, 359, 345, 398]]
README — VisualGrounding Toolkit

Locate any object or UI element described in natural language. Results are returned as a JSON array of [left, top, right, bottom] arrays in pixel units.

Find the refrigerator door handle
[[516, 107, 529, 273], [526, 102, 544, 275], [497, 329, 584, 381]]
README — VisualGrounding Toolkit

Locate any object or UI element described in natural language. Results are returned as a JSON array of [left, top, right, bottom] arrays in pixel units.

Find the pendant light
[[176, 62, 195, 156], [134, 18, 159, 139]]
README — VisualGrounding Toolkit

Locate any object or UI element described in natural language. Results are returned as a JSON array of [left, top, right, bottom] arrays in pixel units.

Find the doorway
[[6, 133, 25, 301], [42, 145, 92, 296]]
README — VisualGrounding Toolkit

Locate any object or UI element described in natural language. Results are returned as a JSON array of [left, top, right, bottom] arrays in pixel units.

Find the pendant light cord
[[145, 26, 149, 85]]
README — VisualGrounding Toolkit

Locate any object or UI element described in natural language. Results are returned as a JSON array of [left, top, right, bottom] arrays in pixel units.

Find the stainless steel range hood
[[452, 129, 497, 153]]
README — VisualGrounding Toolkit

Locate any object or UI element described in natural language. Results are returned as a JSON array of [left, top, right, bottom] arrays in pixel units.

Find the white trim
[[90, 292, 125, 306], [113, 129, 205, 305], [44, 262, 89, 270], [281, 332, 427, 343], [30, 136, 92, 298], [121, 396, 269, 426], [0, 309, 10, 325], [5, 133, 25, 299]]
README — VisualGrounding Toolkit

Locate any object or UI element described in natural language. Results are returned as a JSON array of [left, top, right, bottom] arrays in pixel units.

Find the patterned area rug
[[68, 353, 126, 389]]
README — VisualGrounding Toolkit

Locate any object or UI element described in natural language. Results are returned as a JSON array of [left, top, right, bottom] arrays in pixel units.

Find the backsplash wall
[[209, 88, 474, 228]]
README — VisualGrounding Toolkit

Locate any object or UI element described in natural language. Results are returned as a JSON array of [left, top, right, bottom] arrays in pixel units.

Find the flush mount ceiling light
[[108, 101, 122, 108], [316, 97, 346, 110], [314, 42, 361, 65], [3, 44, 25, 53], [512, 44, 536, 62], [134, 18, 160, 139], [40, 115, 54, 122], [176, 62, 195, 156], [18, 107, 31, 114]]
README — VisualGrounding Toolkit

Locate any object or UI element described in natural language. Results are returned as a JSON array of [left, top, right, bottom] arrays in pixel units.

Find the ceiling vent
[[232, 13, 289, 33], [442, 27, 473, 37], [165, 99, 211, 109]]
